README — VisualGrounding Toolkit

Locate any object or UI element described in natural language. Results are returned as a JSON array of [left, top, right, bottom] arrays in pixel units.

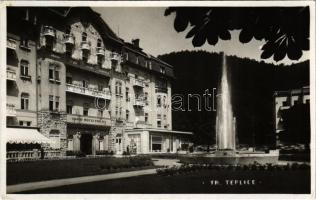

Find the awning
[[6, 127, 52, 144]]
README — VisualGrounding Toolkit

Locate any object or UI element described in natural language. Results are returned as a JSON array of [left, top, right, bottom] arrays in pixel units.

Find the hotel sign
[[67, 115, 111, 126]]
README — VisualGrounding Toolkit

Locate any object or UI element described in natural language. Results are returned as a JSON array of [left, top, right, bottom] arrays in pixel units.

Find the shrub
[[96, 150, 113, 155], [66, 151, 86, 157]]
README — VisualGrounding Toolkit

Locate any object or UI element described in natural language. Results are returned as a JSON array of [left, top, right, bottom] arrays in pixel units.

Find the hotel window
[[82, 51, 89, 63], [82, 32, 87, 42], [282, 101, 288, 107], [49, 130, 60, 149], [98, 84, 104, 91], [145, 113, 148, 123], [66, 46, 72, 58], [19, 121, 23, 126], [82, 80, 88, 88], [66, 105, 72, 114], [163, 114, 167, 120], [144, 92, 148, 105], [160, 66, 166, 74], [49, 64, 60, 82], [115, 106, 119, 117], [115, 81, 122, 96], [27, 121, 31, 126], [157, 120, 162, 128], [49, 67, 54, 80], [98, 109, 103, 117], [151, 135, 162, 152], [97, 56, 103, 66], [20, 60, 29, 77], [136, 56, 139, 64], [97, 39, 102, 47], [83, 107, 89, 116], [49, 95, 54, 111], [163, 96, 166, 107], [21, 93, 29, 110], [55, 96, 60, 111], [126, 110, 130, 121], [148, 61, 152, 69], [157, 95, 161, 107], [66, 76, 72, 84], [126, 87, 130, 101], [20, 37, 30, 49]]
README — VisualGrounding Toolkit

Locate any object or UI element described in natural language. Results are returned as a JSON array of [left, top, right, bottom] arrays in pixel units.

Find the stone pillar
[[73, 132, 81, 151], [104, 135, 109, 151], [92, 134, 100, 155]]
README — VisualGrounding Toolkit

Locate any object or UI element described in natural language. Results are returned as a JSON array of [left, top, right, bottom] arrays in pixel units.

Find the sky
[[93, 7, 309, 65]]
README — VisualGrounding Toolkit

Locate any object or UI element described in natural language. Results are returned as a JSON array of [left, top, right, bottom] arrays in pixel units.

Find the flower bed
[[156, 163, 310, 176]]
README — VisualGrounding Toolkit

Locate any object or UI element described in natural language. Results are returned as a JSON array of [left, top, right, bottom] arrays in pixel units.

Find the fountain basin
[[184, 150, 279, 165]]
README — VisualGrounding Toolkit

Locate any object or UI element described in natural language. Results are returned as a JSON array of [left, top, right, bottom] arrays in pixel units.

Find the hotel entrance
[[80, 133, 92, 155]]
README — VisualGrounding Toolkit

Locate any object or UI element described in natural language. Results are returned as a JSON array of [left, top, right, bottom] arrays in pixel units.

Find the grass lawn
[[7, 156, 153, 185], [20, 169, 310, 194]]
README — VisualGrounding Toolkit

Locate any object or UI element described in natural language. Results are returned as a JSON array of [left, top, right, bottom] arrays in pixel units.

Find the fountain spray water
[[216, 54, 236, 150]]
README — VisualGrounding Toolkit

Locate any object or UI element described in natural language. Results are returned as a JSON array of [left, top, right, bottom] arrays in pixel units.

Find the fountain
[[189, 53, 279, 165]]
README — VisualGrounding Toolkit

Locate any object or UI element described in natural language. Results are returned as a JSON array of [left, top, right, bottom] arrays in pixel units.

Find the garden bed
[[7, 155, 153, 185]]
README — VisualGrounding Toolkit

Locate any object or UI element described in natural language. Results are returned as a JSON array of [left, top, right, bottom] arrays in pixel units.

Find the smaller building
[[125, 129, 193, 154], [274, 86, 310, 146]]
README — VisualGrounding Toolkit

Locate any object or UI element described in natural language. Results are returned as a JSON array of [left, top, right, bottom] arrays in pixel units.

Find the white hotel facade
[[6, 7, 192, 157]]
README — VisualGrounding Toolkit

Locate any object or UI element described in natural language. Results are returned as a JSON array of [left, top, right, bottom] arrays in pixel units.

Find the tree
[[165, 7, 309, 62]]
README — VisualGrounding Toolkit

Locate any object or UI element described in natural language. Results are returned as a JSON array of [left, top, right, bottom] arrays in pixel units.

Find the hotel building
[[6, 7, 193, 157], [274, 86, 310, 146]]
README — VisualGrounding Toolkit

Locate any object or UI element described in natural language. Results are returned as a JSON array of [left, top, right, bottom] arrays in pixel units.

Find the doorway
[[115, 136, 122, 153], [80, 134, 92, 155]]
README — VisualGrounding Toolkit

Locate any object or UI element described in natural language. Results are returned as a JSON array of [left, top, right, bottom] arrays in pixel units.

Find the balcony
[[133, 79, 145, 88], [133, 98, 146, 107], [66, 83, 111, 100], [96, 47, 105, 56], [81, 41, 90, 51], [7, 69, 16, 81], [110, 52, 120, 61], [67, 114, 111, 127], [7, 39, 17, 50], [7, 104, 16, 116], [42, 26, 56, 38], [64, 34, 75, 45]]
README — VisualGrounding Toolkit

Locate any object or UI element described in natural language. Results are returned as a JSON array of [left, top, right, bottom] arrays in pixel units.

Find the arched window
[[115, 81, 122, 95], [97, 39, 102, 47], [82, 32, 87, 42], [157, 95, 161, 107]]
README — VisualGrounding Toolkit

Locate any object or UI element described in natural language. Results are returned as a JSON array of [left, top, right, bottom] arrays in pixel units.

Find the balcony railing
[[42, 26, 56, 38], [7, 39, 17, 50], [7, 150, 61, 161], [133, 79, 145, 88], [81, 41, 90, 51], [110, 52, 120, 61], [133, 98, 146, 107], [6, 104, 16, 116], [96, 47, 105, 56], [7, 69, 16, 81], [66, 83, 111, 100], [64, 34, 75, 45]]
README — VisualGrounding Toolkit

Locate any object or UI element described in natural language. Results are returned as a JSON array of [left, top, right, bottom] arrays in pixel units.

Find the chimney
[[132, 39, 140, 48]]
